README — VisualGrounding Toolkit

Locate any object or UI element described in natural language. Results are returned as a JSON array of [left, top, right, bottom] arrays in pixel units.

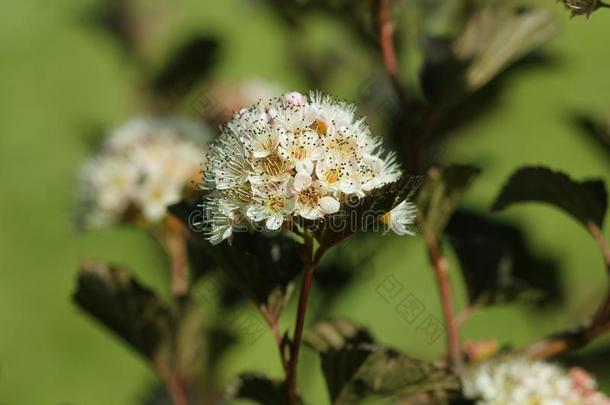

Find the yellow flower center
[[266, 195, 286, 212], [258, 154, 288, 177], [324, 168, 341, 184]]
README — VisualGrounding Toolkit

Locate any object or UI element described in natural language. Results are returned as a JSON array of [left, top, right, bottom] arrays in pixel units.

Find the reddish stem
[[286, 264, 315, 404], [377, 0, 409, 110], [378, 0, 398, 78], [286, 239, 324, 405], [262, 309, 289, 371], [156, 365, 189, 405], [423, 228, 461, 368], [153, 215, 189, 297]]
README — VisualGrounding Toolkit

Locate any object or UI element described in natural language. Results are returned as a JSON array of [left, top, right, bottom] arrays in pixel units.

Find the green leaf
[[491, 166, 608, 228], [417, 165, 481, 238], [305, 319, 460, 404], [73, 262, 173, 364], [227, 373, 294, 405], [309, 175, 425, 247]]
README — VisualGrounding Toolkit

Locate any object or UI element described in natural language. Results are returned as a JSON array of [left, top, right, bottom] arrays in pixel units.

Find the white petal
[[253, 150, 270, 158], [319, 196, 340, 214], [293, 172, 312, 191], [143, 202, 167, 221], [266, 214, 284, 230], [295, 159, 314, 175], [299, 207, 322, 220], [221, 226, 233, 240], [246, 204, 269, 221]]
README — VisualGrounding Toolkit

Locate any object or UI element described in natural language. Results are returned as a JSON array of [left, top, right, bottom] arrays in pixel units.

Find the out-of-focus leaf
[[83, 0, 137, 52], [170, 201, 301, 323], [419, 35, 469, 105], [446, 210, 562, 306], [304, 318, 374, 353], [572, 113, 610, 161], [206, 326, 238, 372], [491, 166, 608, 229], [309, 175, 425, 247], [417, 165, 480, 238], [453, 5, 560, 91], [74, 262, 208, 382], [150, 36, 218, 100], [266, 0, 377, 46], [305, 319, 460, 404], [173, 301, 207, 380], [73, 262, 172, 363], [227, 373, 294, 405]]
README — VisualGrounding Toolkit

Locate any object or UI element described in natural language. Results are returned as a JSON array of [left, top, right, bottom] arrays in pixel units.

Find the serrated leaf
[[326, 344, 459, 404], [150, 36, 218, 100], [446, 210, 562, 306], [73, 262, 173, 364], [170, 201, 301, 323], [417, 165, 480, 238], [491, 166, 608, 228], [305, 319, 459, 404], [309, 175, 425, 247], [454, 5, 560, 91], [227, 373, 293, 405]]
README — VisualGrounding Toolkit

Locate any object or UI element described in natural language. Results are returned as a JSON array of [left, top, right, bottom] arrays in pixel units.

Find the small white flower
[[462, 357, 610, 405], [294, 181, 339, 220], [382, 200, 417, 236], [247, 181, 295, 230], [78, 117, 210, 227], [200, 91, 415, 244]]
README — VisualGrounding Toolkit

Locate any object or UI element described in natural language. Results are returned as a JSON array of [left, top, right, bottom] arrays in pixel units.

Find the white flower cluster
[[462, 357, 610, 405], [78, 117, 210, 227], [201, 91, 415, 244]]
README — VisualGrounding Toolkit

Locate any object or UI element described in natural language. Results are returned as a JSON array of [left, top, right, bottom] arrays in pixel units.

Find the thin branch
[[422, 226, 462, 368], [286, 236, 324, 405], [377, 0, 408, 108], [156, 364, 189, 405], [455, 295, 489, 328], [261, 308, 289, 372], [524, 221, 610, 359], [378, 0, 398, 77], [152, 215, 189, 297]]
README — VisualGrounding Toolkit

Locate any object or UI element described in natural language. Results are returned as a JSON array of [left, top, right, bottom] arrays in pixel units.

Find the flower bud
[[562, 0, 601, 18], [282, 91, 306, 108]]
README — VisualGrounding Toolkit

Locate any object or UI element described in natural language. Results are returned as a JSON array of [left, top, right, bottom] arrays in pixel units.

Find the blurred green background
[[1, 0, 610, 404]]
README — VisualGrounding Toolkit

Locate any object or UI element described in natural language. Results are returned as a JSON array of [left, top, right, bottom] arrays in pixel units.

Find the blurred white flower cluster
[[78, 117, 210, 227], [462, 357, 610, 405], [201, 91, 415, 244]]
